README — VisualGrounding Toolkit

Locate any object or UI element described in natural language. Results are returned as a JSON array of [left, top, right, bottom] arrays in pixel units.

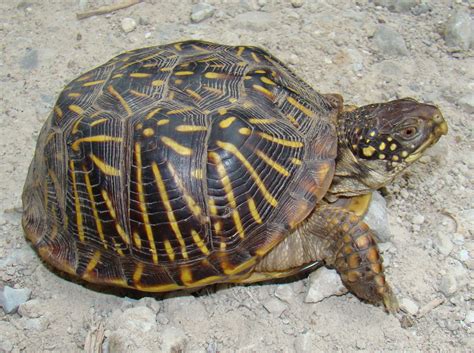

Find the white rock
[[439, 274, 457, 297], [274, 285, 295, 303], [373, 0, 419, 13], [373, 25, 409, 56], [291, 0, 305, 8], [263, 297, 287, 317], [443, 10, 474, 50], [464, 310, 474, 324], [458, 93, 474, 113], [293, 332, 313, 352], [433, 233, 453, 256], [458, 249, 469, 262], [233, 11, 275, 32], [412, 214, 425, 225], [304, 268, 347, 303], [364, 191, 392, 242], [399, 297, 419, 315], [121, 17, 137, 33], [190, 3, 215, 23], [0, 286, 31, 314], [18, 299, 43, 318], [161, 326, 187, 352], [119, 306, 157, 332]]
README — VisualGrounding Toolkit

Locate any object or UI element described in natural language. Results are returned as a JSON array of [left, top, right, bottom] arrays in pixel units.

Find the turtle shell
[[22, 40, 338, 291]]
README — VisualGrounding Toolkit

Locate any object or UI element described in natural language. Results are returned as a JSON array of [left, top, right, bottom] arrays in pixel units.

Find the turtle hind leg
[[319, 204, 398, 312]]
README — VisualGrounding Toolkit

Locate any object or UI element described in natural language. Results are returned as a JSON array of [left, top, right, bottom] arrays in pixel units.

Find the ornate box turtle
[[22, 40, 448, 311]]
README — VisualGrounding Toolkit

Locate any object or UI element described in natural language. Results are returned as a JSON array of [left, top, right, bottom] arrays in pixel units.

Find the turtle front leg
[[316, 204, 398, 312]]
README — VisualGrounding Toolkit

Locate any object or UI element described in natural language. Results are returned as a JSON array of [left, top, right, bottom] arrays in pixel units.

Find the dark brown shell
[[22, 40, 338, 290]]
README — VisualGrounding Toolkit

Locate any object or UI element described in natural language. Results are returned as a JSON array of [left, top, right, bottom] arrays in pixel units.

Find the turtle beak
[[433, 112, 448, 138]]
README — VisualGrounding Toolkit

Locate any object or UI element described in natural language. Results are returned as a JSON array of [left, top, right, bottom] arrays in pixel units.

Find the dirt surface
[[1, 0, 473, 352]]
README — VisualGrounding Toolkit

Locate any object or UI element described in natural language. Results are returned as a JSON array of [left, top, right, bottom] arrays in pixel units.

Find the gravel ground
[[0, 1, 473, 352]]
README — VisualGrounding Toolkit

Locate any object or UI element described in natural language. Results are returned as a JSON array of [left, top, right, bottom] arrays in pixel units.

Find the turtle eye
[[399, 126, 418, 140]]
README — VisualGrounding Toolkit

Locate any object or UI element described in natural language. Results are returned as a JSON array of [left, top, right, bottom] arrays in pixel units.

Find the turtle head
[[329, 98, 448, 198]]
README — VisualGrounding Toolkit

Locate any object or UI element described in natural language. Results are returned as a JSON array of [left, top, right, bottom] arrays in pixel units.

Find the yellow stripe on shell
[[204, 72, 226, 79], [219, 117, 236, 128], [135, 143, 159, 264], [191, 230, 210, 255], [255, 149, 290, 176], [107, 85, 132, 115], [258, 132, 303, 148], [185, 89, 203, 101], [130, 73, 151, 78], [69, 161, 85, 242], [132, 231, 142, 249], [248, 118, 276, 124], [89, 153, 121, 176], [175, 125, 207, 132], [216, 141, 278, 207], [85, 251, 102, 273], [54, 106, 63, 118], [133, 263, 144, 284], [208, 152, 245, 239], [252, 84, 275, 99], [71, 135, 123, 152], [167, 163, 202, 218], [82, 79, 106, 87], [161, 136, 192, 156], [164, 240, 176, 261], [247, 197, 263, 224], [174, 71, 194, 76], [68, 104, 84, 114], [151, 162, 188, 259], [90, 118, 108, 127], [166, 107, 194, 115], [83, 166, 107, 248], [286, 96, 315, 118]]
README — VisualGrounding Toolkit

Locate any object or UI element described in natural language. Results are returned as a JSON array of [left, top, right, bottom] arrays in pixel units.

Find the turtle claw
[[382, 285, 399, 314]]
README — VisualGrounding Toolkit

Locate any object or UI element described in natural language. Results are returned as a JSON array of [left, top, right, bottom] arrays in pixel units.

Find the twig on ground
[[76, 0, 143, 20], [417, 297, 445, 319]]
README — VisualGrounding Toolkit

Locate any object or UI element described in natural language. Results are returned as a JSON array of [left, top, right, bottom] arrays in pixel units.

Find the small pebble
[[293, 332, 313, 352], [457, 249, 469, 262], [412, 214, 425, 225], [433, 233, 453, 256], [190, 3, 215, 23], [464, 310, 474, 324], [373, 0, 419, 13], [373, 25, 409, 56], [304, 268, 347, 303], [458, 93, 474, 113], [263, 297, 287, 317], [160, 326, 187, 353], [274, 285, 295, 304], [0, 285, 32, 314], [121, 17, 137, 33], [291, 0, 305, 8], [399, 297, 419, 315], [443, 10, 474, 50], [439, 274, 458, 297]]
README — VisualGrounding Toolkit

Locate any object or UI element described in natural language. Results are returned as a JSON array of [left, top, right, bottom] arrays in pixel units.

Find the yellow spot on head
[[378, 154, 386, 160], [401, 151, 409, 158], [143, 128, 155, 137], [379, 142, 386, 150], [387, 136, 393, 142], [390, 143, 397, 151], [362, 146, 376, 157], [369, 131, 376, 137], [392, 155, 399, 161]]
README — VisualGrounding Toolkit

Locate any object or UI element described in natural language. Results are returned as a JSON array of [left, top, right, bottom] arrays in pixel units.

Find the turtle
[[22, 40, 448, 312]]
